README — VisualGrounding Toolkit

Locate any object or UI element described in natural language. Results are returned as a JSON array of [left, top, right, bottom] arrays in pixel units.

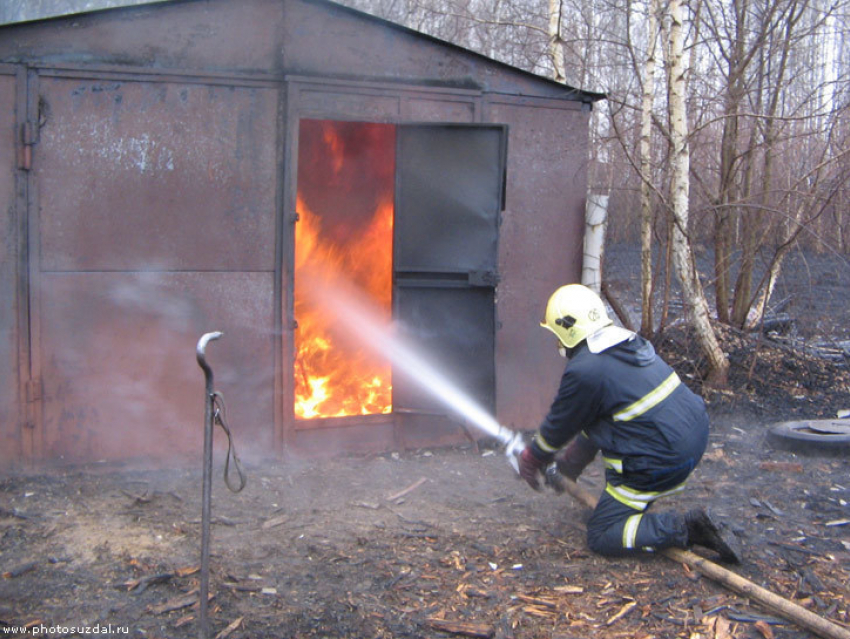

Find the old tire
[[767, 419, 850, 454]]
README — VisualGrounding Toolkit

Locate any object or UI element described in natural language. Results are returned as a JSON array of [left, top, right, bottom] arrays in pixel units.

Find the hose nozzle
[[497, 426, 524, 474], [544, 462, 566, 493], [495, 426, 565, 492]]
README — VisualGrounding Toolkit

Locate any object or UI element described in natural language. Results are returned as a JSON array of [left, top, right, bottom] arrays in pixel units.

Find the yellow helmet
[[540, 284, 612, 349]]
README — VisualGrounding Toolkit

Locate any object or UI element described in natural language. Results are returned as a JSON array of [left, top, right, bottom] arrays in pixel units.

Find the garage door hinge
[[26, 378, 43, 403], [18, 121, 37, 171]]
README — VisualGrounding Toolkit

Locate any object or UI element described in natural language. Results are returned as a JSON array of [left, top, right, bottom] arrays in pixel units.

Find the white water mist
[[303, 274, 513, 445]]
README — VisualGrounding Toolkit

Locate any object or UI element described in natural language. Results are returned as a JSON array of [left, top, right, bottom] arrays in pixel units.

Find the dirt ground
[[1, 405, 849, 639], [2, 246, 849, 639]]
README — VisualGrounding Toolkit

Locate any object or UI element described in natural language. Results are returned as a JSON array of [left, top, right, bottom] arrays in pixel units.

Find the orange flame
[[294, 121, 394, 419]]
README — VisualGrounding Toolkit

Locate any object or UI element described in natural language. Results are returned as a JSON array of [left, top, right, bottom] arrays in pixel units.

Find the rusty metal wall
[[0, 67, 20, 467], [0, 0, 596, 464], [37, 78, 276, 272], [487, 96, 588, 432], [31, 75, 280, 462]]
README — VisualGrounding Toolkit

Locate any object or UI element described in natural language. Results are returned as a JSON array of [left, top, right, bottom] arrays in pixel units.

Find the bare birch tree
[[638, 0, 660, 336], [548, 0, 567, 82], [663, 0, 730, 384]]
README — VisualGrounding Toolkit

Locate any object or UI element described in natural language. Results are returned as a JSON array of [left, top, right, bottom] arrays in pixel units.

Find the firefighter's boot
[[684, 509, 742, 564]]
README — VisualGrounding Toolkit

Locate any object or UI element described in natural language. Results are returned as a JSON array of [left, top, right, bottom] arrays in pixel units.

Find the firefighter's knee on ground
[[585, 528, 636, 557], [585, 529, 609, 556], [585, 524, 626, 557]]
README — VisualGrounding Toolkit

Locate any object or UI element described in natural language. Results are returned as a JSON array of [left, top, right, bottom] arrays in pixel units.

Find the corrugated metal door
[[393, 124, 506, 446], [29, 73, 279, 462]]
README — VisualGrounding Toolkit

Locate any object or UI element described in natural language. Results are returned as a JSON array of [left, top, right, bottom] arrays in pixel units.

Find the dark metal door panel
[[393, 125, 506, 424], [393, 286, 495, 413], [394, 125, 505, 277]]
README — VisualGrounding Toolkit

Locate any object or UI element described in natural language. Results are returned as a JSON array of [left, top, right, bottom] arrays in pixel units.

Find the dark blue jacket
[[534, 335, 708, 480]]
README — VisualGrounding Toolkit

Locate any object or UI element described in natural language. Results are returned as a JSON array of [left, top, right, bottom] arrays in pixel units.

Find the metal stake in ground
[[196, 331, 223, 639]]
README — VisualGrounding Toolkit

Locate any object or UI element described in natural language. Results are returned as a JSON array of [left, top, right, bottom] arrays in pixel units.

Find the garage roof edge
[[0, 0, 606, 104]]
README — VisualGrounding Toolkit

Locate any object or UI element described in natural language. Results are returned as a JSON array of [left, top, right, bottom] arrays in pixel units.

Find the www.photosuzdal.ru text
[[2, 624, 130, 635]]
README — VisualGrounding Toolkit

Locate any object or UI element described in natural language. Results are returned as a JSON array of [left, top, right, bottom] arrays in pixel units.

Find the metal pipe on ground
[[559, 477, 850, 639]]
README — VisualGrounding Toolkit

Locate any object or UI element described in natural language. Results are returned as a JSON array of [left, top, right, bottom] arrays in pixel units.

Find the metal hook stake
[[196, 331, 223, 639]]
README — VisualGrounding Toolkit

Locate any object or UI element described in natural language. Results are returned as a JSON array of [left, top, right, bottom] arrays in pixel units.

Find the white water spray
[[305, 276, 525, 463]]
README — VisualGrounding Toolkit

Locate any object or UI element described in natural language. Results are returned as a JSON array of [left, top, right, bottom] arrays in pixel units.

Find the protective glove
[[518, 446, 547, 491], [555, 435, 598, 481]]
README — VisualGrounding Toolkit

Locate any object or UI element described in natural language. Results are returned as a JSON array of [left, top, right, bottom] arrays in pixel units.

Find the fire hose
[[196, 332, 246, 639], [502, 436, 850, 639]]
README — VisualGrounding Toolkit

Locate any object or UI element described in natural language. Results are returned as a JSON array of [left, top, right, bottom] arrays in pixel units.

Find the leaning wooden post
[[560, 478, 850, 639]]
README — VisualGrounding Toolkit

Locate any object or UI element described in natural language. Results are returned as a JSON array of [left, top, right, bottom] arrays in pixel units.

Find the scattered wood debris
[[423, 617, 495, 638], [604, 599, 637, 626], [214, 616, 243, 639], [148, 590, 213, 616], [121, 489, 154, 505], [387, 477, 429, 502], [758, 461, 804, 473], [122, 566, 198, 593], [0, 507, 32, 520], [261, 515, 287, 530], [2, 561, 38, 579]]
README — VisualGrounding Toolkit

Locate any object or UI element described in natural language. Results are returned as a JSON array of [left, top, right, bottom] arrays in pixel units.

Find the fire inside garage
[[0, 0, 603, 468], [294, 120, 396, 421]]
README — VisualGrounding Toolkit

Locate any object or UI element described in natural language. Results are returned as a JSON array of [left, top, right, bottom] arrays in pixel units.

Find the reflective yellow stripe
[[602, 457, 623, 473], [613, 372, 681, 422], [605, 481, 686, 511], [622, 513, 643, 549], [533, 432, 560, 454]]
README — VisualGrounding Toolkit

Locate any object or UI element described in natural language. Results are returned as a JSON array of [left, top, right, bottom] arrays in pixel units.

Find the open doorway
[[294, 119, 396, 420], [292, 118, 506, 444]]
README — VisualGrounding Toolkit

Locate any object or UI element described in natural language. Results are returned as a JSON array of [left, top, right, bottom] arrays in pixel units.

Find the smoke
[[39, 269, 276, 465], [296, 119, 395, 247]]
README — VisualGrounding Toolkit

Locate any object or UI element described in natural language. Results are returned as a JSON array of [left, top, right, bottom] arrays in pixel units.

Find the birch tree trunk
[[639, 0, 659, 336], [664, 0, 729, 385], [582, 194, 608, 295], [548, 0, 566, 83]]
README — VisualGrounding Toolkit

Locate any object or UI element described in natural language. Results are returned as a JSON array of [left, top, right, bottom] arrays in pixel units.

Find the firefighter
[[518, 284, 741, 563]]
